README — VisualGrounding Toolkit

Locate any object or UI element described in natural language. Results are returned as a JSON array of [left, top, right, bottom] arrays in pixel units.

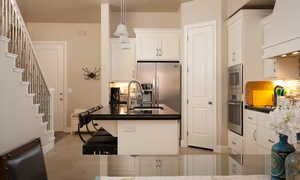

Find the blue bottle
[[271, 134, 295, 180], [285, 133, 300, 180]]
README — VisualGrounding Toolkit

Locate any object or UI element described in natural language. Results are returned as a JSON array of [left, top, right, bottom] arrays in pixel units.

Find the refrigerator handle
[[152, 77, 156, 106], [156, 75, 159, 105]]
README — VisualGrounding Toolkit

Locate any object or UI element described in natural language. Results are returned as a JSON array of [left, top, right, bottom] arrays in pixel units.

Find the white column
[[100, 3, 112, 106]]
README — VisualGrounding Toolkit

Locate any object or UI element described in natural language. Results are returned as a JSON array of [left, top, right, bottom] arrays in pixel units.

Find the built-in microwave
[[228, 64, 243, 101]]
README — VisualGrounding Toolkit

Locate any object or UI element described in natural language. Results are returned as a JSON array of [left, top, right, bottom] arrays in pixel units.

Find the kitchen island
[[87, 104, 181, 155]]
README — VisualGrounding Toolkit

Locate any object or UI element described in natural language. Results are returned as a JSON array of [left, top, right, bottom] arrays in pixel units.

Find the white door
[[186, 23, 216, 149], [33, 42, 66, 132]]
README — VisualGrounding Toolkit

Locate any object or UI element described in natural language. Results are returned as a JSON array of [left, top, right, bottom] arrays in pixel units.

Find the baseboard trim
[[64, 127, 72, 133], [214, 145, 229, 153], [43, 141, 54, 154]]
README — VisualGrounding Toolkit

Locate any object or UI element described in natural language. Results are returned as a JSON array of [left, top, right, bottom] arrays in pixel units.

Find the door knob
[[60, 98, 64, 101], [208, 101, 213, 105]]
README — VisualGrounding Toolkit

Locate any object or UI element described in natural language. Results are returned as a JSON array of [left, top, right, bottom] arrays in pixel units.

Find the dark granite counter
[[245, 105, 275, 113], [90, 104, 181, 120]]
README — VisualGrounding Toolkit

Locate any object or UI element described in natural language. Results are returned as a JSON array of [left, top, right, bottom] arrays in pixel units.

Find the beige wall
[[180, 0, 228, 146], [27, 23, 101, 127], [111, 12, 181, 37]]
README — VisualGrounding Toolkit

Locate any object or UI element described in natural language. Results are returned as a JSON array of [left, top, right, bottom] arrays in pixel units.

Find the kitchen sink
[[131, 106, 164, 111]]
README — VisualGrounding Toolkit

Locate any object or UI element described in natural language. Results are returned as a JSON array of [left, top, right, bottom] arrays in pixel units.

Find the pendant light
[[114, 0, 129, 37]]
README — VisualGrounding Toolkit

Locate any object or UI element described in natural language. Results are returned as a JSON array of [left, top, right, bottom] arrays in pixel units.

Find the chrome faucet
[[127, 80, 144, 110]]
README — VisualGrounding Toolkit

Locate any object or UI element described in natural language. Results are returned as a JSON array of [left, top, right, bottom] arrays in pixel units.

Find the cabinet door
[[244, 122, 259, 154], [159, 34, 180, 60], [228, 131, 243, 154], [228, 19, 242, 66], [264, 59, 277, 78], [111, 39, 136, 81], [136, 35, 159, 60]]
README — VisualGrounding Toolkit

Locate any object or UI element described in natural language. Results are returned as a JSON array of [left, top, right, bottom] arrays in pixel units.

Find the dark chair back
[[0, 138, 48, 180]]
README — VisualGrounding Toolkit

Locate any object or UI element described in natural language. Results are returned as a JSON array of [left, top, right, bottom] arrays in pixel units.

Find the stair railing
[[0, 0, 52, 131]]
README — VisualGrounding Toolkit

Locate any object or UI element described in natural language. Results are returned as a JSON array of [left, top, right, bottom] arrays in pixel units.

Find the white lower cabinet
[[117, 120, 179, 155], [243, 110, 276, 155], [244, 122, 258, 154], [228, 131, 243, 155]]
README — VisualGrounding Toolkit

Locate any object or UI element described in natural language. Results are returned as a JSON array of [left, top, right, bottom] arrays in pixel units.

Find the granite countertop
[[245, 105, 275, 113], [90, 104, 181, 120]]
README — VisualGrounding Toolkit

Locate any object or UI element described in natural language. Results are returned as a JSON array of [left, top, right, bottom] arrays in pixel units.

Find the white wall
[[180, 0, 228, 146], [27, 23, 101, 128], [0, 38, 48, 153]]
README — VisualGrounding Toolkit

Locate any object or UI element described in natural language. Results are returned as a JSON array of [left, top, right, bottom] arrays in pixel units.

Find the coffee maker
[[110, 87, 120, 104]]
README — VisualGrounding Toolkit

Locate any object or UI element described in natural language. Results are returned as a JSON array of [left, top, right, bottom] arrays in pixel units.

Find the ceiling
[[16, 0, 190, 23], [244, 0, 275, 8], [16, 0, 274, 23]]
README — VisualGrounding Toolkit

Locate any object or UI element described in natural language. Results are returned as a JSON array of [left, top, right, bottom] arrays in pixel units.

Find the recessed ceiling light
[[281, 54, 288, 58], [292, 51, 300, 55]]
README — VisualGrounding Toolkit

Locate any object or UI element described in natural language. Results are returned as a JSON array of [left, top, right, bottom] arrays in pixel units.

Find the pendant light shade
[[114, 23, 129, 37], [120, 34, 129, 44], [120, 42, 131, 50]]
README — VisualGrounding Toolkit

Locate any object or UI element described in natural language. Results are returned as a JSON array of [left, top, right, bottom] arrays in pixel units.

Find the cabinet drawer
[[244, 110, 257, 125], [228, 131, 243, 154]]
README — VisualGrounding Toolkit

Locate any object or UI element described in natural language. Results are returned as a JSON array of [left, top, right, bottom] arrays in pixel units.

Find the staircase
[[0, 0, 55, 154]]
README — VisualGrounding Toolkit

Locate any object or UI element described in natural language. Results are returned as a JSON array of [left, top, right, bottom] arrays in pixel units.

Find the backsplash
[[245, 80, 300, 107], [245, 81, 274, 107]]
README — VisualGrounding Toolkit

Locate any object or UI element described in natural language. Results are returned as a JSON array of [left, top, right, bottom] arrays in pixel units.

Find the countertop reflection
[[93, 154, 270, 177]]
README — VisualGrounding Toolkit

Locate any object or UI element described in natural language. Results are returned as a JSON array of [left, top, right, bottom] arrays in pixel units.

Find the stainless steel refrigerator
[[136, 61, 181, 113]]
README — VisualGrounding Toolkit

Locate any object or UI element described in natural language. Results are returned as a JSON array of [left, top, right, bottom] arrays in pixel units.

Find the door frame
[[182, 21, 217, 150], [33, 41, 68, 132]]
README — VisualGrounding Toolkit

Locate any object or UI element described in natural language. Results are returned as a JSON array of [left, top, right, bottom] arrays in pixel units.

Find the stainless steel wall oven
[[228, 64, 243, 136]]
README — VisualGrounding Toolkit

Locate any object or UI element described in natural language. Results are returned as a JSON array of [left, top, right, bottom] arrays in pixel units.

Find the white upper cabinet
[[264, 58, 277, 78], [135, 29, 181, 61], [227, 19, 242, 67], [227, 10, 272, 82], [111, 38, 136, 81]]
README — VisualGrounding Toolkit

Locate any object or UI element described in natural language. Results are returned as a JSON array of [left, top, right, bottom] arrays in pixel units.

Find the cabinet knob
[[208, 101, 213, 105]]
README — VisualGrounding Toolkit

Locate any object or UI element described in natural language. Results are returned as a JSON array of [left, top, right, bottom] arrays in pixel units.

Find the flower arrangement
[[270, 99, 300, 143]]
